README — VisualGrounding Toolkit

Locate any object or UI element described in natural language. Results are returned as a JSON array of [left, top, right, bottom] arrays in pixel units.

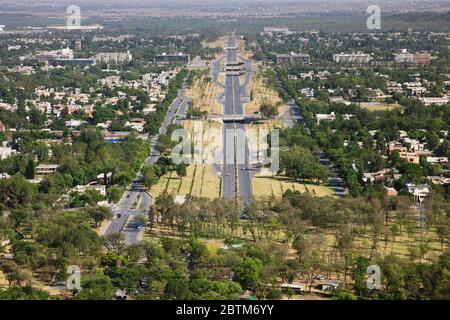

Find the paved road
[[221, 44, 237, 199], [104, 79, 189, 245], [222, 122, 236, 199], [174, 98, 190, 126], [220, 34, 253, 204], [276, 77, 348, 197], [104, 182, 151, 240], [146, 83, 188, 165]]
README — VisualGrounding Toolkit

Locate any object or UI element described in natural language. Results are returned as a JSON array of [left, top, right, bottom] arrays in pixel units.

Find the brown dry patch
[[186, 73, 223, 115], [244, 66, 283, 115]]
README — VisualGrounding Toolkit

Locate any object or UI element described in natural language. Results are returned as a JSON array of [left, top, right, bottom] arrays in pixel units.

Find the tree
[[233, 257, 263, 289], [87, 206, 113, 228], [0, 286, 51, 300], [74, 274, 115, 300], [186, 103, 207, 119], [298, 235, 327, 293], [143, 166, 159, 188], [97, 145, 120, 186], [380, 257, 407, 299], [336, 227, 355, 286], [426, 132, 440, 151], [113, 170, 134, 187], [292, 235, 308, 263], [259, 102, 278, 118], [106, 186, 125, 203], [154, 192, 175, 226], [0, 260, 31, 287], [0, 174, 35, 208], [334, 289, 358, 300], [102, 233, 126, 255], [176, 164, 187, 178], [24, 159, 36, 179]]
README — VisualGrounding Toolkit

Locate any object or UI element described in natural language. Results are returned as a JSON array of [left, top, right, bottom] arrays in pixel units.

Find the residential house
[[419, 96, 450, 106], [103, 131, 130, 143], [426, 157, 448, 164], [126, 118, 146, 132], [316, 112, 336, 124], [36, 164, 59, 176], [385, 187, 399, 197], [389, 141, 408, 153], [427, 176, 450, 185], [73, 183, 107, 197], [65, 119, 87, 128], [320, 280, 341, 291], [399, 152, 420, 164]]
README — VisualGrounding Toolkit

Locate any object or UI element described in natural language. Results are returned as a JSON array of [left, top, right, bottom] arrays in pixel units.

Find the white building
[[36, 164, 59, 176], [419, 96, 450, 106], [73, 183, 106, 197], [263, 26, 290, 33], [0, 147, 14, 160], [333, 53, 371, 64], [426, 157, 448, 164], [95, 51, 132, 64], [406, 183, 431, 204], [65, 119, 87, 128], [316, 112, 336, 124]]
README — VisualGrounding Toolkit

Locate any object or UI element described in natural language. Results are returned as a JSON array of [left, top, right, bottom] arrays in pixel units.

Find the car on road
[[117, 214, 122, 218]]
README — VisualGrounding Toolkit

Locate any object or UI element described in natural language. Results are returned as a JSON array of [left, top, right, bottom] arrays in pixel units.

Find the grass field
[[149, 120, 222, 200], [183, 120, 223, 163], [252, 171, 335, 199], [246, 121, 286, 167], [217, 73, 225, 85], [149, 164, 220, 199], [320, 224, 446, 263], [359, 102, 404, 112]]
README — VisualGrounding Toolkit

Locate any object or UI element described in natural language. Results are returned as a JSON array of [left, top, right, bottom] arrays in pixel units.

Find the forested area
[[1, 189, 449, 300], [0, 131, 150, 209]]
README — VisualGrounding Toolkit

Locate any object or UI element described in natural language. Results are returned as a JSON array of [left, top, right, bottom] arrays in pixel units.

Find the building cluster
[[394, 49, 432, 65], [0, 36, 180, 190], [30, 46, 133, 66], [315, 112, 355, 124], [275, 53, 310, 66], [359, 129, 449, 198]]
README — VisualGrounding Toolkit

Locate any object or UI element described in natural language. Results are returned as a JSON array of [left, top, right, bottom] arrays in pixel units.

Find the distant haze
[[0, 0, 448, 14], [0, 0, 445, 6]]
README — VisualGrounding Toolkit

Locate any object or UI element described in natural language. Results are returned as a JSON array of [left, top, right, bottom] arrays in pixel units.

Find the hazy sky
[[1, 0, 432, 4], [0, 0, 445, 12], [0, 0, 442, 6]]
